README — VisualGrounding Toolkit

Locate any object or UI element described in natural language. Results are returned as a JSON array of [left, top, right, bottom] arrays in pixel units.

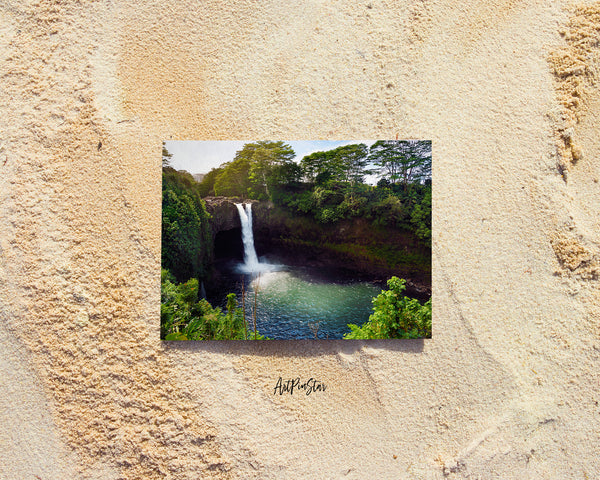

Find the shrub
[[162, 168, 213, 283], [368, 195, 406, 228], [344, 277, 431, 339], [161, 268, 268, 340]]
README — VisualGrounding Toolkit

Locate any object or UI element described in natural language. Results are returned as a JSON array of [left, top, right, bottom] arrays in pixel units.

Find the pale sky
[[164, 140, 378, 175]]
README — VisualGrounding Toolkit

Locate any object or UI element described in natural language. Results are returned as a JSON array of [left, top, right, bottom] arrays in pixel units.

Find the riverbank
[[205, 197, 431, 296]]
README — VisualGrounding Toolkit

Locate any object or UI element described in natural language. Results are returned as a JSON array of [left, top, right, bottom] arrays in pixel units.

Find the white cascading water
[[235, 203, 260, 272]]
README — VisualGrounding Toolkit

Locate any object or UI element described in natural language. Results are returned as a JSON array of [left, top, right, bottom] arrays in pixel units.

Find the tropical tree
[[369, 140, 432, 189], [198, 166, 224, 197], [213, 157, 252, 198], [300, 143, 369, 185], [162, 141, 173, 167], [162, 168, 213, 282], [410, 183, 432, 245], [245, 141, 295, 198], [270, 161, 303, 186], [212, 141, 295, 199], [300, 149, 335, 184], [340, 143, 371, 185]]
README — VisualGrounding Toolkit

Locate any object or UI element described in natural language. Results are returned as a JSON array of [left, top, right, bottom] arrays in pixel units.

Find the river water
[[222, 203, 383, 339], [241, 268, 381, 339]]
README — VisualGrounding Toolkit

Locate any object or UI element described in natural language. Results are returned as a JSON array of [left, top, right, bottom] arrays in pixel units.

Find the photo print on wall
[[161, 140, 431, 340]]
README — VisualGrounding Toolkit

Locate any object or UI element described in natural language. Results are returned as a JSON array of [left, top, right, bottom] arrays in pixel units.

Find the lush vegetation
[[198, 139, 432, 246], [199, 141, 299, 200], [161, 269, 268, 340], [162, 140, 432, 340], [344, 277, 432, 339], [162, 161, 213, 283]]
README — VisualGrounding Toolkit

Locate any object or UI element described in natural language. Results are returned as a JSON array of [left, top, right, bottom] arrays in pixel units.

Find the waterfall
[[235, 203, 260, 271]]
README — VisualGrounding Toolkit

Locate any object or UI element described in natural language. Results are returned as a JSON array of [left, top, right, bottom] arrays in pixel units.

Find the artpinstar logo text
[[273, 377, 327, 395]]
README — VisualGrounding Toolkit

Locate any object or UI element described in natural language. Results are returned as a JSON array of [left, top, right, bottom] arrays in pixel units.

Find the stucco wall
[[1, 1, 599, 478]]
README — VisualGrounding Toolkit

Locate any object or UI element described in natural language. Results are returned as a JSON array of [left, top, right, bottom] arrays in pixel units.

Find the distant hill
[[173, 169, 205, 183]]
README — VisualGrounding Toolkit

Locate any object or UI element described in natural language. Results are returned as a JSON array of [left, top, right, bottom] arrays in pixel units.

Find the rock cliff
[[203, 196, 247, 234], [203, 197, 431, 296]]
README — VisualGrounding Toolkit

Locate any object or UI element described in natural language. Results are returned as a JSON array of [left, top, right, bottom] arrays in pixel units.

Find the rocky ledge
[[203, 196, 252, 234]]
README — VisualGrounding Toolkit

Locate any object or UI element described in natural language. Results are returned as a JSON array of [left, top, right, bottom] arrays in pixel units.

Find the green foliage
[[246, 141, 295, 198], [410, 184, 432, 246], [213, 157, 252, 198], [210, 141, 296, 199], [161, 268, 268, 340], [190, 140, 431, 243], [368, 195, 406, 228], [300, 143, 369, 185], [337, 194, 367, 218], [162, 141, 173, 167], [162, 167, 213, 282], [313, 185, 344, 206], [270, 161, 303, 187], [272, 182, 430, 242], [317, 207, 341, 223], [344, 277, 431, 339], [269, 151, 430, 243], [198, 166, 224, 197], [191, 140, 432, 244], [369, 140, 431, 189]]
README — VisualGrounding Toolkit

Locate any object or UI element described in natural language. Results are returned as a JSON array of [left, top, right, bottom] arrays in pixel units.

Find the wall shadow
[[163, 338, 425, 358]]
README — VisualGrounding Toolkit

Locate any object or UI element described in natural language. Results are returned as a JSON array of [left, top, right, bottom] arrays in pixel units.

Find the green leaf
[[165, 332, 188, 341]]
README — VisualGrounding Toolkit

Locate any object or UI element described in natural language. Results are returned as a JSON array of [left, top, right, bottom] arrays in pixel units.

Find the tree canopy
[[211, 141, 295, 199], [162, 141, 173, 167], [213, 157, 252, 198], [300, 143, 370, 185], [162, 163, 212, 283], [195, 139, 432, 243], [368, 140, 431, 189]]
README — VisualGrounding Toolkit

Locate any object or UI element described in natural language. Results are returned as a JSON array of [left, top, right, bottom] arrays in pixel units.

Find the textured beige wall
[[1, 0, 599, 478]]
